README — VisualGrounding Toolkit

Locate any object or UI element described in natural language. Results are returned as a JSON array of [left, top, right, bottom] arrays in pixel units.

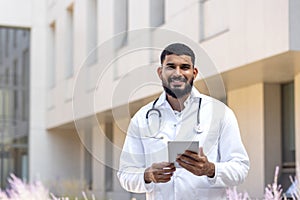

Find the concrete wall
[[227, 83, 285, 198], [30, 0, 83, 191], [200, 0, 289, 73], [29, 0, 49, 182], [227, 83, 265, 198], [0, 0, 32, 27], [263, 84, 282, 187]]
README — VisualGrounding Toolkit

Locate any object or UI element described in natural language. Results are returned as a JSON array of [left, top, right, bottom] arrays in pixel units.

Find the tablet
[[168, 141, 199, 168]]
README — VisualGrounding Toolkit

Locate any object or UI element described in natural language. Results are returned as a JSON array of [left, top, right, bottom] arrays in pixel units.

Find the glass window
[[13, 90, 18, 121], [5, 68, 9, 85], [84, 129, 93, 190], [282, 82, 295, 164], [48, 22, 56, 89], [0, 30, 3, 65], [280, 82, 295, 191], [150, 0, 165, 27], [114, 0, 128, 48], [105, 123, 113, 192], [13, 59, 17, 86], [5, 30, 9, 57], [0, 27, 30, 188], [200, 0, 229, 41], [13, 30, 17, 48], [65, 4, 74, 78], [86, 0, 98, 66], [22, 49, 29, 86]]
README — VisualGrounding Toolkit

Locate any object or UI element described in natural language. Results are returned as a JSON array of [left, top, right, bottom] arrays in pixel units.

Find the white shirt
[[117, 87, 250, 200]]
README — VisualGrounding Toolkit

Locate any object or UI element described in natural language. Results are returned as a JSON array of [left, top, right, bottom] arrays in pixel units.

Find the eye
[[180, 64, 191, 70], [165, 64, 175, 70]]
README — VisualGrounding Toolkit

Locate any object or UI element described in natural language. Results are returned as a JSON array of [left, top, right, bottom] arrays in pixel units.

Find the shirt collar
[[155, 87, 202, 107]]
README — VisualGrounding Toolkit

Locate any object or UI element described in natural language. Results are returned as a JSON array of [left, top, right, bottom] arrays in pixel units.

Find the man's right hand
[[144, 162, 176, 184]]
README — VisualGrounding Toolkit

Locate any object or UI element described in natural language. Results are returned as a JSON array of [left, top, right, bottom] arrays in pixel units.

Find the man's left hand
[[176, 147, 215, 178]]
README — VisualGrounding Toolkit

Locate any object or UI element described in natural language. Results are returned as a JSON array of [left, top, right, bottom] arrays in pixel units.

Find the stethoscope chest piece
[[194, 123, 203, 134]]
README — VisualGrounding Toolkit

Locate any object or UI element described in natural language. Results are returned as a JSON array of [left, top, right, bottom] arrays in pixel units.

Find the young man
[[117, 43, 249, 199]]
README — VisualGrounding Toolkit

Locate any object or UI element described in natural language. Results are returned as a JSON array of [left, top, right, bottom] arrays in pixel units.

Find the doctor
[[117, 43, 250, 200]]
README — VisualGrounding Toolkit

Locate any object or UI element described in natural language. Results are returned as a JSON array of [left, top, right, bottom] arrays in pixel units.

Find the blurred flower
[[226, 186, 250, 200], [227, 166, 289, 200], [1, 174, 50, 200], [264, 166, 285, 200], [287, 164, 300, 199], [0, 174, 95, 200]]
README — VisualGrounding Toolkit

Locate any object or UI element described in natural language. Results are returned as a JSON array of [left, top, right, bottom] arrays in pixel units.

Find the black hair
[[160, 43, 195, 65]]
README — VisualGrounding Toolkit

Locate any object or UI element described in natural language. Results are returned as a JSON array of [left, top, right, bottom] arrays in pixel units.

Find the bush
[[227, 166, 299, 200]]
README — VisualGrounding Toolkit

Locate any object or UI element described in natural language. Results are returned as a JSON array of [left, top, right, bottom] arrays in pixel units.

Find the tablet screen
[[168, 141, 199, 168]]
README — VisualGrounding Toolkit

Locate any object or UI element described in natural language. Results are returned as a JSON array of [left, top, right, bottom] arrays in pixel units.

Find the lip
[[170, 80, 185, 87]]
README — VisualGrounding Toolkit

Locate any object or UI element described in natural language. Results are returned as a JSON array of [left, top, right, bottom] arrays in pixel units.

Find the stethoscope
[[145, 97, 203, 139]]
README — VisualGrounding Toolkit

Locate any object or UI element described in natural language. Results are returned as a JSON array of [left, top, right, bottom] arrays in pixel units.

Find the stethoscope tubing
[[145, 97, 203, 137]]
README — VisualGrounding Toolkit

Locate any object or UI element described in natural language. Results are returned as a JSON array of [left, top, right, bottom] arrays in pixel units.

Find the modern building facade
[[0, 0, 300, 199]]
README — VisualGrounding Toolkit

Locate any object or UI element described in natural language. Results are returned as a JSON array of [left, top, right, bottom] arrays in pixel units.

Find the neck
[[166, 94, 190, 112]]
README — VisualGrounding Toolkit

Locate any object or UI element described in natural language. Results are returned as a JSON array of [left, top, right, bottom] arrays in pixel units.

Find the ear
[[193, 67, 198, 79], [157, 66, 163, 80]]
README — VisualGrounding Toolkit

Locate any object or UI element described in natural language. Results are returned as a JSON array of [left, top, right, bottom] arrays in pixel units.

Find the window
[[13, 90, 18, 123], [282, 82, 295, 164], [13, 30, 17, 48], [84, 129, 93, 190], [22, 30, 27, 37], [0, 27, 30, 188], [281, 82, 295, 190], [150, 0, 165, 27], [5, 30, 9, 57], [5, 68, 9, 85], [105, 123, 113, 192], [13, 59, 17, 86], [84, 149, 93, 190], [200, 0, 229, 41], [65, 4, 74, 78], [86, 0, 98, 66], [48, 22, 56, 89], [0, 30, 3, 65], [22, 90, 28, 121], [22, 49, 29, 87], [114, 0, 128, 48]]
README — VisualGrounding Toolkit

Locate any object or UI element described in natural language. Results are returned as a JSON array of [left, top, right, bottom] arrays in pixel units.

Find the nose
[[174, 66, 182, 76]]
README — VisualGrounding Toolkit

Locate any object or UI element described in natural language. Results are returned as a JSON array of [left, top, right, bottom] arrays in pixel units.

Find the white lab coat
[[117, 88, 250, 200]]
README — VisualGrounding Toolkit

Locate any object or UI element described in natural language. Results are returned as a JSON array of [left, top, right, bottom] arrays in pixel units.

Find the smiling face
[[157, 54, 198, 99]]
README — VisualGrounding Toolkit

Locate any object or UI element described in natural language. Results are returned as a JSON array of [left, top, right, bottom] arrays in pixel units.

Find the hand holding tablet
[[168, 141, 199, 168]]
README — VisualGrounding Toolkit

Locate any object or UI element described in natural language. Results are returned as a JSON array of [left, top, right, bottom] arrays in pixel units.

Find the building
[[0, 0, 300, 199]]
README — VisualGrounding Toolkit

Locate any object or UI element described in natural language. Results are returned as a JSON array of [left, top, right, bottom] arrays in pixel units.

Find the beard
[[162, 76, 194, 99]]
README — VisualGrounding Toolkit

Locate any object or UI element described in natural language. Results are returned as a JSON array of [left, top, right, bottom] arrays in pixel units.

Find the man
[[117, 43, 249, 199]]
